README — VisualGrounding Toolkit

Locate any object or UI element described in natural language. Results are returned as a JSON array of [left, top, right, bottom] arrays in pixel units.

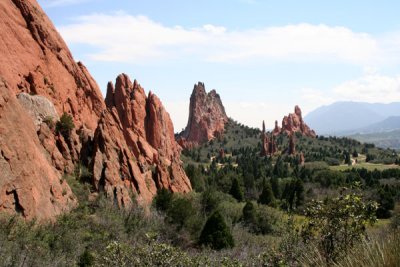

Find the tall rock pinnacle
[[177, 82, 228, 149]]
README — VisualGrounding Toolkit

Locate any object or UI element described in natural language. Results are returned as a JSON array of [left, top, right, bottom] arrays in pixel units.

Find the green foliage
[[376, 185, 395, 219], [166, 196, 195, 229], [258, 180, 275, 206], [43, 116, 55, 130], [79, 247, 95, 267], [242, 201, 256, 226], [185, 164, 206, 192], [344, 151, 352, 165], [56, 112, 75, 140], [229, 178, 244, 202], [98, 241, 132, 267], [302, 185, 378, 263], [153, 188, 173, 212], [314, 169, 346, 188], [280, 178, 304, 210], [270, 176, 281, 199], [199, 211, 234, 250]]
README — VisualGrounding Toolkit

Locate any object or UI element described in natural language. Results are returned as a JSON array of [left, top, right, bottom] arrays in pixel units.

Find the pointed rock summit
[[260, 121, 277, 156], [275, 105, 316, 137], [98, 74, 191, 207], [177, 82, 228, 149]]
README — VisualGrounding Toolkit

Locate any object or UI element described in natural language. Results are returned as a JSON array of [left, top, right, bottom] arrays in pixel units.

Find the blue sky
[[38, 0, 400, 131]]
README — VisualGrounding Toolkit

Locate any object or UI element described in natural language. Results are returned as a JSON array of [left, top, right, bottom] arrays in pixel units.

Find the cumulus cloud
[[333, 74, 400, 103], [58, 13, 389, 65]]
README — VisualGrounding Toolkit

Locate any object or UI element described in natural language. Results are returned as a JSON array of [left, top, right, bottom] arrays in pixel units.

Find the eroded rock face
[[0, 0, 105, 131], [0, 80, 76, 221], [95, 74, 191, 205], [177, 82, 228, 148], [17, 93, 59, 130], [0, 0, 191, 220], [275, 106, 316, 137]]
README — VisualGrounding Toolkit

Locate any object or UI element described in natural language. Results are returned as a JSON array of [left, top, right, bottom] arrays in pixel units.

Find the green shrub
[[229, 178, 244, 202], [302, 185, 378, 263], [242, 201, 256, 226], [258, 180, 275, 206], [199, 211, 234, 250], [153, 188, 173, 212], [56, 112, 75, 140], [166, 196, 195, 229], [43, 116, 55, 130], [79, 247, 95, 267]]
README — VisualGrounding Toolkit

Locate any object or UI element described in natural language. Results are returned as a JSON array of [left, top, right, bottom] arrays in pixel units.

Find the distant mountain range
[[305, 102, 400, 135], [349, 129, 400, 150], [304, 101, 400, 149]]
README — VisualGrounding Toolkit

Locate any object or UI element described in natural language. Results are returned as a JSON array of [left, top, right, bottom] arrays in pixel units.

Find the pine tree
[[199, 211, 234, 250], [294, 178, 305, 207], [258, 180, 275, 206], [242, 201, 256, 225], [271, 176, 281, 199], [229, 178, 244, 202]]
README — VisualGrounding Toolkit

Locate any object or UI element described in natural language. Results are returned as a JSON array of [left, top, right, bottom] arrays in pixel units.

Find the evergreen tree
[[270, 176, 281, 199], [229, 178, 244, 202], [258, 180, 275, 206], [56, 112, 75, 140], [199, 211, 234, 250], [242, 201, 256, 225], [344, 151, 351, 165], [294, 178, 305, 207], [153, 188, 173, 211]]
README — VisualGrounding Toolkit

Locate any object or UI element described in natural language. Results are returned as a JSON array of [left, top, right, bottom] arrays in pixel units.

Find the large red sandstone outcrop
[[0, 79, 76, 221], [0, 0, 191, 220], [0, 0, 104, 130], [177, 82, 228, 148], [93, 74, 191, 206], [275, 106, 316, 137]]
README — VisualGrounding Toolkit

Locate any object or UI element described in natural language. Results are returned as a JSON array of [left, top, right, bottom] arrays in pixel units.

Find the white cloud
[[333, 74, 400, 103], [40, 0, 93, 7], [58, 13, 390, 65]]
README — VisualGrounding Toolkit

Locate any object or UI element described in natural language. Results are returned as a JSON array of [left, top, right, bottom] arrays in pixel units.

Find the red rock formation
[[0, 79, 76, 221], [98, 74, 191, 205], [272, 120, 281, 135], [260, 121, 278, 156], [0, 0, 191, 220], [0, 0, 104, 130], [277, 106, 316, 137], [299, 152, 305, 166], [177, 82, 228, 149]]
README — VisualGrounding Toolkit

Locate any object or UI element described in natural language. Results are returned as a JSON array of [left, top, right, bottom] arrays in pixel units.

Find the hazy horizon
[[38, 0, 400, 130]]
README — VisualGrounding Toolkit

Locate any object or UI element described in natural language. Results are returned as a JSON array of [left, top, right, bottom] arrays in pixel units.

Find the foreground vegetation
[[0, 181, 399, 266], [1, 120, 400, 266]]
